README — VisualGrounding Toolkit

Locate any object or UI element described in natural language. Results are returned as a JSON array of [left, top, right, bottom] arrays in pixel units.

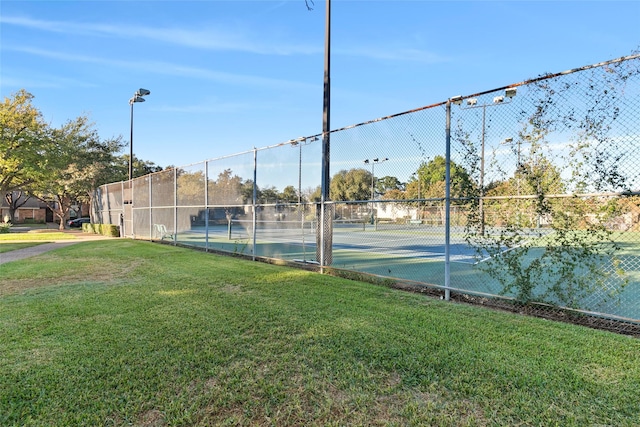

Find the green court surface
[[168, 226, 639, 321]]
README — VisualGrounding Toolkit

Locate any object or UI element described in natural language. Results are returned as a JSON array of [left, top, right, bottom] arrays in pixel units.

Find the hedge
[[82, 223, 120, 237]]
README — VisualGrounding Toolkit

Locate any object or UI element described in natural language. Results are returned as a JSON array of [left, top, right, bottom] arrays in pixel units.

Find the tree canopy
[[0, 90, 49, 197], [0, 89, 158, 226]]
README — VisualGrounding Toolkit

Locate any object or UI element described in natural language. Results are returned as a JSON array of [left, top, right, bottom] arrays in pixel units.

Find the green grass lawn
[[0, 242, 46, 253], [1, 240, 639, 426], [0, 231, 77, 241]]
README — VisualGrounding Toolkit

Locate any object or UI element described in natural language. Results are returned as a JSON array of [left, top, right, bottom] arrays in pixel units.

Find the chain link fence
[[94, 54, 640, 334]]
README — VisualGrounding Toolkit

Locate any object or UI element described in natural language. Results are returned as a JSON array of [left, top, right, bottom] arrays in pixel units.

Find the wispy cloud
[[336, 46, 449, 63], [155, 101, 255, 114], [4, 45, 316, 90], [0, 15, 320, 56], [1, 14, 446, 62], [0, 72, 98, 90]]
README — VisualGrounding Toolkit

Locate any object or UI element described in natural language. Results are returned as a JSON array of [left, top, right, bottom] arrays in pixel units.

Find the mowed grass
[[0, 231, 77, 241], [0, 242, 46, 253], [0, 240, 639, 426]]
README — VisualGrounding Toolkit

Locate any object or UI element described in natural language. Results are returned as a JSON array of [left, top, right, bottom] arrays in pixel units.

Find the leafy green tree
[[177, 169, 206, 206], [305, 186, 322, 203], [412, 156, 474, 199], [30, 116, 94, 229], [208, 169, 243, 205], [0, 90, 50, 222], [240, 179, 256, 204], [260, 186, 279, 204], [65, 124, 123, 218], [330, 168, 372, 201], [382, 188, 405, 200], [376, 175, 403, 198], [111, 155, 163, 182], [280, 185, 299, 203]]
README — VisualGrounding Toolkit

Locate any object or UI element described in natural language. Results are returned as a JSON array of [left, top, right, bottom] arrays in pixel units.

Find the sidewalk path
[[0, 231, 113, 266]]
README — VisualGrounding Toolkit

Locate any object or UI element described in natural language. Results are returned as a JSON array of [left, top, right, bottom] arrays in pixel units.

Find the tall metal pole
[[129, 102, 134, 182], [319, 0, 331, 266], [370, 162, 375, 201], [444, 100, 452, 301], [321, 0, 331, 200], [480, 105, 486, 235], [370, 161, 375, 221], [128, 89, 150, 182], [252, 148, 258, 261]]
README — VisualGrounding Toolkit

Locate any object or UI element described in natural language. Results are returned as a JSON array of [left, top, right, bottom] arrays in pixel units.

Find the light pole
[[453, 88, 517, 234], [129, 88, 151, 181], [502, 135, 535, 226], [317, 0, 331, 267], [412, 172, 422, 219], [364, 157, 388, 222]]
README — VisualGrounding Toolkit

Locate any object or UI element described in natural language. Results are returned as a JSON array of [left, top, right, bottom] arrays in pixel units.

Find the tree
[[177, 169, 206, 206], [376, 175, 403, 198], [3, 191, 31, 223], [330, 168, 372, 201], [0, 90, 49, 222], [413, 156, 474, 199], [65, 127, 123, 217], [111, 155, 163, 182], [280, 185, 299, 203], [260, 186, 279, 204], [305, 186, 322, 203], [382, 188, 405, 200], [31, 116, 121, 229], [208, 169, 243, 205], [240, 179, 256, 204]]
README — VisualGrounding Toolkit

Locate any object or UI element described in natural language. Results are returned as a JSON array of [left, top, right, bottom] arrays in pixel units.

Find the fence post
[[444, 100, 452, 301], [205, 160, 209, 251], [149, 177, 153, 240], [173, 167, 178, 244], [252, 148, 258, 261]]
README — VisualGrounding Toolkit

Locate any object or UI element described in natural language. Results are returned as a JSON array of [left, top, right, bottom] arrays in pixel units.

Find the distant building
[[0, 194, 52, 223]]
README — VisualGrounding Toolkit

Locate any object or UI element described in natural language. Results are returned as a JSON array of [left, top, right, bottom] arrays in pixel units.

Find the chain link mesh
[[94, 55, 640, 334]]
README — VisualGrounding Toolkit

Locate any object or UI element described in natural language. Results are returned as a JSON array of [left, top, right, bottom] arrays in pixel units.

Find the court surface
[[173, 222, 639, 321]]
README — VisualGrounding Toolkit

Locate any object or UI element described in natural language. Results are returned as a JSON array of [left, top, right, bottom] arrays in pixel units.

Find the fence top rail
[[451, 52, 640, 105], [104, 52, 639, 189]]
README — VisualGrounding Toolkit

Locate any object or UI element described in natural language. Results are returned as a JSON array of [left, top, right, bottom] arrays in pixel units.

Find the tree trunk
[[4, 191, 30, 223]]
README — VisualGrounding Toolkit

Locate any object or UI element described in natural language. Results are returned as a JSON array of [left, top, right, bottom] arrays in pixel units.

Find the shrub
[[0, 222, 11, 234], [82, 223, 120, 237]]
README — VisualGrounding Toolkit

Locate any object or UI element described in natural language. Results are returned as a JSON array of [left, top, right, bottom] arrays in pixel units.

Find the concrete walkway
[[0, 230, 113, 266]]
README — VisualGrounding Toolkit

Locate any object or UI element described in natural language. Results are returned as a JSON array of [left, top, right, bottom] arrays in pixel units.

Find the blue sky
[[2, 0, 639, 170]]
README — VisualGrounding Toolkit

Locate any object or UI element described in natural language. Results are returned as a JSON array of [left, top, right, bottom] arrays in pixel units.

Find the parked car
[[68, 217, 91, 228]]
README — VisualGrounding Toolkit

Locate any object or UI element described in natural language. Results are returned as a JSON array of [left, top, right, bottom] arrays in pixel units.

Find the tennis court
[[173, 220, 639, 320]]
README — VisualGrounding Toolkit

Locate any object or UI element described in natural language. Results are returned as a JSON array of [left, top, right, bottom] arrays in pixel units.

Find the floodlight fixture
[[129, 95, 146, 104], [289, 136, 306, 146], [450, 95, 463, 105], [467, 98, 478, 106], [136, 88, 151, 97], [493, 95, 505, 103], [505, 87, 517, 98]]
